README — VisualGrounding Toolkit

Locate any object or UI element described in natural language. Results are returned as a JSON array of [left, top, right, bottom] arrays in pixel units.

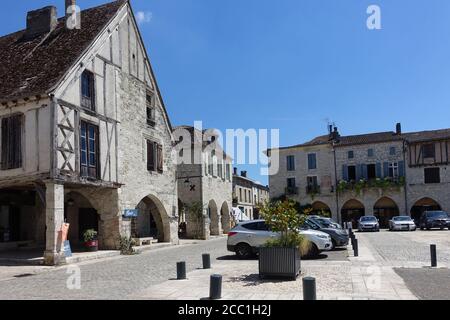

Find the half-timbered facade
[[0, 0, 178, 265]]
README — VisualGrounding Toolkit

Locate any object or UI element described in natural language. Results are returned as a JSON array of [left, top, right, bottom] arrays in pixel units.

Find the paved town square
[[0, 231, 448, 300]]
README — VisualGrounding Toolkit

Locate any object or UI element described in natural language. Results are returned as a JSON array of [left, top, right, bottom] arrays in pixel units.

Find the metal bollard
[[177, 262, 186, 280], [353, 239, 359, 257], [303, 277, 317, 300], [210, 274, 222, 300], [430, 244, 437, 268], [202, 254, 211, 269]]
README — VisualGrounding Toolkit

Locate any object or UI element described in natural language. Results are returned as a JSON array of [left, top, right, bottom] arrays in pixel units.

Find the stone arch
[[64, 191, 100, 248], [134, 194, 171, 243], [65, 188, 120, 250], [312, 201, 332, 217], [208, 200, 220, 236], [410, 197, 442, 223], [220, 202, 231, 234], [373, 197, 400, 229], [341, 199, 365, 228]]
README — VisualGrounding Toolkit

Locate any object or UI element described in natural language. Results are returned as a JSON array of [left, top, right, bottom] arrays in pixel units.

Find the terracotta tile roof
[[403, 129, 450, 143], [277, 128, 450, 151], [337, 131, 403, 146], [0, 0, 127, 104]]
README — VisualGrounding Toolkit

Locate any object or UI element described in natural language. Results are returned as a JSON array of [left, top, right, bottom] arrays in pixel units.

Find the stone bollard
[[177, 262, 186, 280], [303, 277, 317, 300], [202, 254, 211, 269], [353, 239, 359, 257], [430, 244, 437, 268], [210, 274, 222, 300]]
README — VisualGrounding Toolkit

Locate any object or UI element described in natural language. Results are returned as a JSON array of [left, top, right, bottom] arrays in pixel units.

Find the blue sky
[[2, 1, 450, 185]]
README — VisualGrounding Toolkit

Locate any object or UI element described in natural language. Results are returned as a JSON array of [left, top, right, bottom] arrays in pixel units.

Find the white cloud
[[136, 11, 152, 24]]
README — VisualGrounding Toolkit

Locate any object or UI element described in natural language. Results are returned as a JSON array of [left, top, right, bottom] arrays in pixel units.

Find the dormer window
[[146, 91, 156, 127], [81, 70, 95, 111]]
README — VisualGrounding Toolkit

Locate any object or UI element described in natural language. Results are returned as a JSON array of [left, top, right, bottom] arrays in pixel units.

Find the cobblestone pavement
[[0, 238, 228, 300], [356, 230, 450, 268]]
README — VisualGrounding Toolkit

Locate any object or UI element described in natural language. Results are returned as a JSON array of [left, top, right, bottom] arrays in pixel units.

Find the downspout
[[332, 143, 340, 224], [403, 139, 409, 216]]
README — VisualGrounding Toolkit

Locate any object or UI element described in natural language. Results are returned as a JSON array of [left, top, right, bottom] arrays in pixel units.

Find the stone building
[[268, 124, 450, 228], [0, 0, 179, 265], [232, 169, 269, 220], [174, 126, 233, 240]]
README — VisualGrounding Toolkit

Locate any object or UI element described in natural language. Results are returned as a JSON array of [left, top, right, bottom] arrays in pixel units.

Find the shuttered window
[[1, 114, 23, 170], [80, 121, 99, 179], [147, 140, 163, 173]]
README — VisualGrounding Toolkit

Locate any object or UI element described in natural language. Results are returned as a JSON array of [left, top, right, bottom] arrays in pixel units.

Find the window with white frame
[[388, 162, 398, 179]]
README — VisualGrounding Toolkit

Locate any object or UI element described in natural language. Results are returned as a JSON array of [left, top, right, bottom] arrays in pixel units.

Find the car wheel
[[307, 244, 320, 258], [331, 239, 337, 250], [235, 243, 252, 259]]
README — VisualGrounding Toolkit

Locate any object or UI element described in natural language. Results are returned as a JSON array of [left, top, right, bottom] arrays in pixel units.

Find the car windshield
[[393, 216, 412, 221], [313, 218, 338, 229], [361, 216, 377, 222], [427, 211, 449, 218]]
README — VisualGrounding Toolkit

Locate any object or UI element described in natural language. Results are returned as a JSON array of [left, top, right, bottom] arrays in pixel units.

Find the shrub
[[260, 199, 307, 248], [82, 229, 97, 243], [119, 236, 137, 255]]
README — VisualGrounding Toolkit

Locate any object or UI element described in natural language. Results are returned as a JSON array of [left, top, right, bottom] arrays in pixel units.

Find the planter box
[[259, 247, 301, 280], [84, 240, 98, 252]]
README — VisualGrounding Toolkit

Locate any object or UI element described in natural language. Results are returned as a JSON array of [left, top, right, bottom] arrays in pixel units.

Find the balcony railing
[[285, 187, 299, 195], [306, 185, 321, 195]]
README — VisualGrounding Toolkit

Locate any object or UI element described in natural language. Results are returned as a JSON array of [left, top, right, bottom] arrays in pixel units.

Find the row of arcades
[[310, 197, 444, 229], [0, 184, 233, 263]]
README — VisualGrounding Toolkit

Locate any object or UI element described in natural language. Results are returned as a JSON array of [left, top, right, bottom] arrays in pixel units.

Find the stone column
[[43, 182, 66, 266]]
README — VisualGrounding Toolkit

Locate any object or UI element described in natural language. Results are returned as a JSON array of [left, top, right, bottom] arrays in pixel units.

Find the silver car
[[389, 216, 416, 231], [227, 220, 332, 258], [358, 216, 380, 232]]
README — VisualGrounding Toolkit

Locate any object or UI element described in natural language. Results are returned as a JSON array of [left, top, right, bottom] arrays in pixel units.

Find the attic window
[[81, 70, 95, 111]]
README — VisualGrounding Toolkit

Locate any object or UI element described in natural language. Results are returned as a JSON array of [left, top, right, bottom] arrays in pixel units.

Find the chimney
[[65, 0, 77, 16], [396, 123, 402, 135], [233, 167, 238, 176], [241, 171, 247, 178], [25, 6, 58, 39]]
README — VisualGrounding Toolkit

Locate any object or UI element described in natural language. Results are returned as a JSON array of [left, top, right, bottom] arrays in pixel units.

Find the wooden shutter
[[362, 164, 368, 180], [157, 144, 163, 172], [13, 115, 22, 168], [383, 162, 389, 178], [376, 163, 382, 178], [147, 141, 155, 171], [1, 118, 8, 170], [342, 165, 348, 181], [398, 161, 405, 177], [1, 115, 22, 170]]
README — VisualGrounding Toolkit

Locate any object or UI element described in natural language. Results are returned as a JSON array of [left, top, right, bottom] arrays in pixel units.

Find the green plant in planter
[[260, 199, 307, 248], [337, 180, 349, 194], [83, 229, 98, 243], [354, 179, 367, 196]]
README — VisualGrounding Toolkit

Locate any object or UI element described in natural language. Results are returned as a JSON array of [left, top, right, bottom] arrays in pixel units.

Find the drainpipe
[[332, 143, 340, 224], [403, 139, 409, 216]]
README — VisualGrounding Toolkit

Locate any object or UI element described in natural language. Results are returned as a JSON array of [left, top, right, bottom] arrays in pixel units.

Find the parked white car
[[227, 220, 332, 258], [389, 216, 417, 231]]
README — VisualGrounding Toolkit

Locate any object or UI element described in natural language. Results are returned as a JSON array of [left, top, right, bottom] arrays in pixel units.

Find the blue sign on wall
[[123, 209, 139, 218], [64, 240, 72, 257]]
